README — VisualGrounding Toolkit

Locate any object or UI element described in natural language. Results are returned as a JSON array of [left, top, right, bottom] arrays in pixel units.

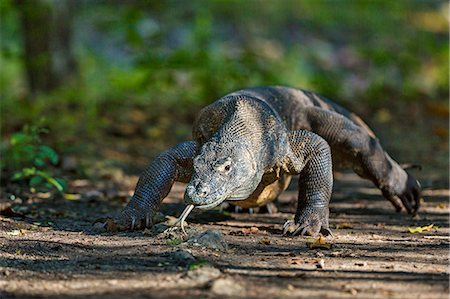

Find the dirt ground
[[0, 170, 449, 299]]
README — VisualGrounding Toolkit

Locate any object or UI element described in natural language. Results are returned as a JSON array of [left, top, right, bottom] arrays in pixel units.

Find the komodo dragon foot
[[283, 205, 332, 237]]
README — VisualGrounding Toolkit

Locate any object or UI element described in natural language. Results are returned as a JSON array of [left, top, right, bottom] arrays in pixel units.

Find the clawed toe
[[283, 219, 331, 238]]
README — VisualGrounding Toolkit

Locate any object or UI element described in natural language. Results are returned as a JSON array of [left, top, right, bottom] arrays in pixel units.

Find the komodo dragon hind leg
[[304, 107, 421, 214], [283, 130, 333, 237]]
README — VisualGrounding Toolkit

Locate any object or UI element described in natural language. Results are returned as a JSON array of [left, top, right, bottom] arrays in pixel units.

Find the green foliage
[[165, 238, 183, 246], [1, 125, 67, 193], [188, 260, 210, 271]]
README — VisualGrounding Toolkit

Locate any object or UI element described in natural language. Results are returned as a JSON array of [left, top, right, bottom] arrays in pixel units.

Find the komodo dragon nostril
[[197, 185, 210, 198]]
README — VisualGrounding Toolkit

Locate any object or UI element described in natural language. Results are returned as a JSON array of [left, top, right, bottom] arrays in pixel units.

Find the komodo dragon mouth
[[175, 199, 224, 234], [194, 199, 225, 210]]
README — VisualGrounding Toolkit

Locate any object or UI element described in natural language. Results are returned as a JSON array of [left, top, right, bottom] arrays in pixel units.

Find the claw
[[131, 216, 136, 230], [320, 227, 334, 237], [146, 213, 151, 228], [294, 225, 308, 236]]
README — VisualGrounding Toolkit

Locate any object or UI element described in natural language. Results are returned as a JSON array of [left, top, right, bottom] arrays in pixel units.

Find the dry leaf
[[7, 229, 31, 236], [63, 193, 81, 201], [336, 223, 353, 229], [259, 237, 271, 245], [306, 236, 332, 250], [408, 224, 435, 233], [7, 230, 21, 236]]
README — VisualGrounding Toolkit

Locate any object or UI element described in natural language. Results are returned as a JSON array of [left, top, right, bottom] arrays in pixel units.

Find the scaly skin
[[108, 86, 421, 236]]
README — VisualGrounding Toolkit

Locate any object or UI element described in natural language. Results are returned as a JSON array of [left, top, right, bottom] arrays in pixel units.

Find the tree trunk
[[15, 0, 77, 96]]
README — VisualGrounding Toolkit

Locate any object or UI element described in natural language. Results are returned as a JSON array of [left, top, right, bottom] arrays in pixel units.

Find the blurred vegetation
[[1, 0, 448, 192], [1, 124, 66, 193]]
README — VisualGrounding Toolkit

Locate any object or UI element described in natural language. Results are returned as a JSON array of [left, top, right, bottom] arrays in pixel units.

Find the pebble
[[188, 230, 228, 251], [171, 250, 196, 266]]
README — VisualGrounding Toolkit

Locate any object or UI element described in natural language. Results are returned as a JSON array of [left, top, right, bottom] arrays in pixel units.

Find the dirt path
[[1, 172, 448, 298]]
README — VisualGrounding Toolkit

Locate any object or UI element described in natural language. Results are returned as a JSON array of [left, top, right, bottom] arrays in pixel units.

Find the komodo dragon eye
[[215, 158, 232, 173]]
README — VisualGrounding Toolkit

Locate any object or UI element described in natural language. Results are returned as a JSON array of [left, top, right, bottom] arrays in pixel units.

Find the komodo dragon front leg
[[111, 141, 198, 230], [283, 130, 333, 237]]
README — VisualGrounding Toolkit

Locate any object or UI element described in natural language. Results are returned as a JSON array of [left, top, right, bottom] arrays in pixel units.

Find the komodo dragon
[[108, 86, 421, 236]]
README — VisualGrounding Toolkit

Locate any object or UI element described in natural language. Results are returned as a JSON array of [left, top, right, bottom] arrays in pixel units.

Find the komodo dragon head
[[184, 138, 262, 209]]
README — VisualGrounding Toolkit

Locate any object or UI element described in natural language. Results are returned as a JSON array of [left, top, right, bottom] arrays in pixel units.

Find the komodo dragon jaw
[[183, 139, 262, 209]]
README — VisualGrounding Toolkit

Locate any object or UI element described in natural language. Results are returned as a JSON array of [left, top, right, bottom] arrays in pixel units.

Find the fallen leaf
[[259, 237, 271, 245], [336, 223, 353, 229], [408, 224, 435, 233], [6, 229, 30, 236], [437, 203, 446, 209], [7, 230, 21, 236], [306, 236, 332, 250], [63, 193, 81, 201]]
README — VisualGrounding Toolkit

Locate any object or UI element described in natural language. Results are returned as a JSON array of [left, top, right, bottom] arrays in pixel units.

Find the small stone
[[171, 250, 196, 266], [188, 230, 228, 251], [210, 277, 244, 296]]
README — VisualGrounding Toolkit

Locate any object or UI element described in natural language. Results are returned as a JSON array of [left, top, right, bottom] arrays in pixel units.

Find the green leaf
[[11, 171, 25, 181], [29, 175, 44, 187], [10, 132, 28, 145], [38, 145, 59, 165], [22, 167, 37, 177], [34, 158, 45, 167], [45, 176, 65, 193], [55, 178, 68, 192]]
